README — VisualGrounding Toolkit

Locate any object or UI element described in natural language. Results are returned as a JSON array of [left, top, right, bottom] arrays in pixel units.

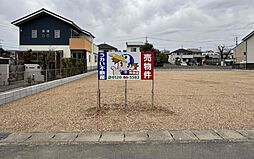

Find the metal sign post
[[125, 80, 128, 108], [97, 79, 101, 110], [152, 79, 154, 109]]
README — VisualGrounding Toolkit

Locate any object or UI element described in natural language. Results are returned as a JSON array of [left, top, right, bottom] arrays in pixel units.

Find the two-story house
[[98, 43, 118, 53], [126, 42, 144, 53], [11, 8, 97, 70], [169, 48, 204, 65]]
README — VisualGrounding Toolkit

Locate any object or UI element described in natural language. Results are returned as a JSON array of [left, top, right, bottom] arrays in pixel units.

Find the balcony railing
[[69, 37, 92, 52]]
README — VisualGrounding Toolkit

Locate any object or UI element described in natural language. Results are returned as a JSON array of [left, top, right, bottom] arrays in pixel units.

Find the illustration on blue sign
[[98, 52, 141, 80]]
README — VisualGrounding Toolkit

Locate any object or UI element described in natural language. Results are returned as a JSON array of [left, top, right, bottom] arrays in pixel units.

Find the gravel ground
[[0, 71, 253, 132]]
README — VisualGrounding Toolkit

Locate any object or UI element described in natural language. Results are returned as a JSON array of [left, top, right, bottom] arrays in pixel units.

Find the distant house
[[98, 43, 118, 53], [168, 48, 204, 65], [202, 50, 220, 65], [202, 50, 220, 58], [11, 8, 97, 70], [126, 42, 144, 53], [234, 30, 254, 69], [202, 50, 220, 61]]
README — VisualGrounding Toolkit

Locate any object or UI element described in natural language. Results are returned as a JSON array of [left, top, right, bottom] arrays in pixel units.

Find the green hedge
[[61, 58, 86, 77]]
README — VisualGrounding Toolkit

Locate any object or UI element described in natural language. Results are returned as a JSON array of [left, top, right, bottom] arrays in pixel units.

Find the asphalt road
[[0, 142, 253, 159]]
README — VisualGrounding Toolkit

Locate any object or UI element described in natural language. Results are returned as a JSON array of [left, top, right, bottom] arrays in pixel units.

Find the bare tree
[[218, 45, 232, 66]]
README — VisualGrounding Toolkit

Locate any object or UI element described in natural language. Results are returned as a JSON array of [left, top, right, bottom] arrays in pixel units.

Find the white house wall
[[168, 54, 175, 64], [86, 52, 97, 69], [127, 47, 141, 53], [19, 45, 71, 58], [0, 64, 9, 86], [247, 35, 254, 63]]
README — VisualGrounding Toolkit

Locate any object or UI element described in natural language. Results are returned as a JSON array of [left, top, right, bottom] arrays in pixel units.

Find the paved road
[[0, 141, 253, 159]]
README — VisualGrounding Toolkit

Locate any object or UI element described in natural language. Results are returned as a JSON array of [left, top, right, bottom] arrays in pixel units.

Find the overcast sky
[[0, 0, 254, 51]]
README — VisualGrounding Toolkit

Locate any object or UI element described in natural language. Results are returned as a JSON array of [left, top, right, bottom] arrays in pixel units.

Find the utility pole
[[145, 36, 148, 43], [235, 36, 238, 46], [0, 39, 3, 48]]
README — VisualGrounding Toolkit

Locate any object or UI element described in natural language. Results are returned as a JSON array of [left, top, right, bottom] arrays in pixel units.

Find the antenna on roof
[[145, 36, 148, 43]]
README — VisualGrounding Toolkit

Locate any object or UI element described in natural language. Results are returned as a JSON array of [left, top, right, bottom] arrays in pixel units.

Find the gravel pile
[[0, 71, 253, 132]]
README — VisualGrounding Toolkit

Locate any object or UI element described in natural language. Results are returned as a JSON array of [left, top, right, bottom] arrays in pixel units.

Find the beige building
[[234, 30, 254, 69], [233, 41, 246, 64]]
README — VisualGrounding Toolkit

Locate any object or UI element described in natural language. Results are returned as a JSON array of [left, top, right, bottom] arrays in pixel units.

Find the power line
[[98, 36, 146, 43], [1, 44, 19, 49], [148, 36, 233, 43], [0, 24, 18, 30], [0, 27, 18, 33]]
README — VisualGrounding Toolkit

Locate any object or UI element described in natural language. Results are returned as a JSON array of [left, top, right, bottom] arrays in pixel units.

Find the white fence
[[0, 71, 96, 105]]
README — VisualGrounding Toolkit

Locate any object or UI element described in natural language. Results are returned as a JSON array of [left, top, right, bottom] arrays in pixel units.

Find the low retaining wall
[[162, 64, 233, 70], [0, 71, 97, 105]]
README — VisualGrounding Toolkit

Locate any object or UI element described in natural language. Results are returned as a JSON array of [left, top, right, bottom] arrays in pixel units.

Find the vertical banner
[[98, 52, 107, 80], [141, 52, 154, 80]]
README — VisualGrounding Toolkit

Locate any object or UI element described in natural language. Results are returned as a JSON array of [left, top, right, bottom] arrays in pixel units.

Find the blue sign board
[[98, 52, 107, 80]]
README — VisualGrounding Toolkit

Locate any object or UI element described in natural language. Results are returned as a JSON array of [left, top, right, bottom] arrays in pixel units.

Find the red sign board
[[141, 52, 154, 80]]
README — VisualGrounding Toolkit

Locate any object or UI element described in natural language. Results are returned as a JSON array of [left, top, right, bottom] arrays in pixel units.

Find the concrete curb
[[0, 129, 253, 145], [0, 71, 97, 106]]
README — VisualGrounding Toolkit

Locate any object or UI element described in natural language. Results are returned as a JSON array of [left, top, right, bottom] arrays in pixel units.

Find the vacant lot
[[0, 71, 254, 132]]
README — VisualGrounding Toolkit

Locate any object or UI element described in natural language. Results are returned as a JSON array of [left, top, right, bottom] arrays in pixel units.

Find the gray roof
[[242, 30, 254, 41], [171, 48, 193, 54], [98, 43, 118, 50]]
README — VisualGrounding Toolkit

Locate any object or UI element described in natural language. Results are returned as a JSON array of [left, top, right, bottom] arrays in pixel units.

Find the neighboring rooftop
[[188, 48, 202, 53], [126, 42, 144, 47], [98, 43, 118, 50], [171, 48, 193, 54], [11, 8, 95, 38]]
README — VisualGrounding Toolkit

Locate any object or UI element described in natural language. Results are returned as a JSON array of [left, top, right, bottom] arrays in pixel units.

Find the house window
[[54, 30, 61, 38], [94, 55, 97, 62], [31, 30, 37, 38], [89, 54, 91, 62], [131, 48, 137, 52], [46, 34, 50, 38], [244, 52, 246, 55], [42, 34, 45, 38]]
